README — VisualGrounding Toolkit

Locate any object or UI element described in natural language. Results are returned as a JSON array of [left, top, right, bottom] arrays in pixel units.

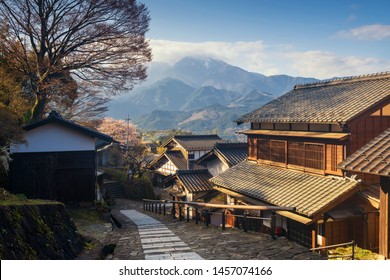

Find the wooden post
[[163, 203, 166, 216], [195, 208, 199, 224], [159, 203, 162, 215], [179, 205, 183, 221], [244, 212, 248, 232], [172, 201, 176, 219], [205, 210, 210, 227], [271, 210, 276, 240], [379, 176, 390, 259], [352, 240, 355, 260], [222, 211, 226, 230], [186, 207, 190, 222]]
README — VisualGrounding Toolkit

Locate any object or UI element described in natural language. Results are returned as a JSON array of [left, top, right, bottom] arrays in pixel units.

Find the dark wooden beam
[[379, 176, 390, 259]]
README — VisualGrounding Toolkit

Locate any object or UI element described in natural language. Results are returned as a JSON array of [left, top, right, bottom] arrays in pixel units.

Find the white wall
[[207, 158, 229, 177], [11, 123, 95, 153]]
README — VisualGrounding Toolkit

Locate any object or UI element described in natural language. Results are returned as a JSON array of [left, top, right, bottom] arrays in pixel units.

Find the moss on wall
[[0, 203, 84, 259]]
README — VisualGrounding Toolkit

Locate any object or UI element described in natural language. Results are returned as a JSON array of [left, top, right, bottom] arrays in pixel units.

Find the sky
[[141, 0, 390, 79]]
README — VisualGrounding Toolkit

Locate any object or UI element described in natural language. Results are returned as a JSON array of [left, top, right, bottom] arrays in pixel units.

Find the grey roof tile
[[237, 72, 390, 124], [338, 128, 390, 176], [210, 161, 359, 218]]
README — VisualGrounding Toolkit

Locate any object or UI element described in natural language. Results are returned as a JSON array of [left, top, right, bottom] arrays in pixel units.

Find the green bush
[[102, 168, 155, 201], [126, 176, 155, 200]]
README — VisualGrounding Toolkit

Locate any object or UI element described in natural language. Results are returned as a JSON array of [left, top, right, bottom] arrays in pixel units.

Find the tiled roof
[[149, 150, 203, 171], [338, 128, 390, 176], [236, 72, 390, 124], [210, 161, 359, 218], [214, 142, 247, 166], [24, 110, 113, 142], [176, 169, 214, 193], [198, 142, 247, 167], [164, 150, 188, 170], [164, 134, 223, 151]]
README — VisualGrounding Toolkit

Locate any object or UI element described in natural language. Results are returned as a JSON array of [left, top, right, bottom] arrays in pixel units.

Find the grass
[[0, 188, 60, 206], [66, 206, 107, 229], [329, 245, 380, 260]]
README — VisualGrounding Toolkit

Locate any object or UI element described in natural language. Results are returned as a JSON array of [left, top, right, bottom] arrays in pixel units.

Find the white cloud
[[334, 24, 390, 40], [283, 50, 390, 78], [149, 39, 390, 79], [150, 39, 276, 73]]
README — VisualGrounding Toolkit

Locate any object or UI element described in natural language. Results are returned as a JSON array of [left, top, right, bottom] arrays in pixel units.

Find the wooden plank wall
[[379, 176, 390, 259], [349, 116, 390, 156]]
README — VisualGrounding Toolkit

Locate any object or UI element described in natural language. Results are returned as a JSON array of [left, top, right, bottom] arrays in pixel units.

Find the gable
[[11, 123, 95, 153]]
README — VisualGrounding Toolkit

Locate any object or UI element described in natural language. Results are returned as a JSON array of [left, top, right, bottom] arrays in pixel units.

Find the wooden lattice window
[[257, 139, 270, 161], [270, 140, 286, 163], [287, 142, 324, 170], [248, 137, 257, 160], [304, 143, 324, 170], [288, 141, 305, 166]]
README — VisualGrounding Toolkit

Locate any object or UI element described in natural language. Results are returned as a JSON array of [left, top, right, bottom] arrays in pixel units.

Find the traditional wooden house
[[338, 128, 390, 259], [210, 72, 390, 250], [148, 134, 222, 187], [10, 111, 113, 203], [196, 142, 247, 176]]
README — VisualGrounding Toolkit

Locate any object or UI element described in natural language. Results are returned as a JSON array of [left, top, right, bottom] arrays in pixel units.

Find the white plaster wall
[[156, 159, 177, 175], [11, 123, 95, 153], [207, 158, 229, 176]]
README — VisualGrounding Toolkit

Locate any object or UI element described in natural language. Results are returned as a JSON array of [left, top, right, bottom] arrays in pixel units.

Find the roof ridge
[[177, 169, 209, 174], [294, 71, 390, 90]]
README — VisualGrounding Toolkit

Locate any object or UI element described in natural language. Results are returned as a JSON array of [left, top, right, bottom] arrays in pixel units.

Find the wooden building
[[196, 142, 247, 176], [211, 72, 390, 249], [338, 128, 390, 259], [148, 134, 222, 187], [10, 111, 113, 203], [164, 169, 215, 217]]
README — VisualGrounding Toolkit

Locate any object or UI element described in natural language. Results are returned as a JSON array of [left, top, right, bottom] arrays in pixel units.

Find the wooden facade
[[212, 73, 390, 251], [9, 111, 113, 203], [11, 151, 96, 202]]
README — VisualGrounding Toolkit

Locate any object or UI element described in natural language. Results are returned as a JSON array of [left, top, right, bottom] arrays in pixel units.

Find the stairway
[[103, 180, 126, 198]]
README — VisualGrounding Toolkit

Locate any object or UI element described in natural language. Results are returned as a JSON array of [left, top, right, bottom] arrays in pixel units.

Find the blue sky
[[141, 0, 390, 79]]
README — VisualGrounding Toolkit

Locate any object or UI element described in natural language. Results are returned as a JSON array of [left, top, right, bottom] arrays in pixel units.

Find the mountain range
[[108, 57, 319, 139]]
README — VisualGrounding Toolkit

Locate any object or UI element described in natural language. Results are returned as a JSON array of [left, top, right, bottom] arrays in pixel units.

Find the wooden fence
[[143, 199, 295, 240]]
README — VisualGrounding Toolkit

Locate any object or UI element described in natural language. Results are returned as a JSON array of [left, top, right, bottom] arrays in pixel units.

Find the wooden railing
[[310, 240, 355, 260], [143, 199, 295, 240]]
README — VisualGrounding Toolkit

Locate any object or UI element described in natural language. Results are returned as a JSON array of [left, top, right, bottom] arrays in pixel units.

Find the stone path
[[76, 198, 324, 260], [120, 209, 203, 260]]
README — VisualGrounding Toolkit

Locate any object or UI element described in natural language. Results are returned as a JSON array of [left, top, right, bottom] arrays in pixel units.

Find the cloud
[[149, 39, 390, 79], [283, 50, 389, 78], [150, 39, 276, 73], [334, 24, 390, 40]]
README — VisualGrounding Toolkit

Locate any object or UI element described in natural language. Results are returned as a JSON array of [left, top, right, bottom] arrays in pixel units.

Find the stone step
[[103, 181, 126, 198]]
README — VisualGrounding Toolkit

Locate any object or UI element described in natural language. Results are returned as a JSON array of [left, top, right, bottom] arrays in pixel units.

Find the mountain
[[181, 86, 241, 111], [228, 90, 274, 111], [107, 56, 319, 135], [135, 104, 249, 140], [108, 78, 195, 118]]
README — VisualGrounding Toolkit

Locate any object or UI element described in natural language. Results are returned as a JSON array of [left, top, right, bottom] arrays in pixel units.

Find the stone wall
[[0, 203, 84, 259]]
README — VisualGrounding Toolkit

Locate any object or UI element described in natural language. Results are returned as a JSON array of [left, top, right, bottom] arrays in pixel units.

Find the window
[[256, 138, 325, 171], [288, 141, 305, 166], [257, 139, 270, 161], [270, 140, 285, 163], [188, 152, 194, 160], [304, 143, 324, 170]]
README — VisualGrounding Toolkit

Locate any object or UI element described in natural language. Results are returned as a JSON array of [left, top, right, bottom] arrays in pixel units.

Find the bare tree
[[0, 0, 151, 121]]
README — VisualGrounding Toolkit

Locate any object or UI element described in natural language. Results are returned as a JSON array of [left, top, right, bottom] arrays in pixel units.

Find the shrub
[[102, 168, 155, 201], [126, 176, 155, 201]]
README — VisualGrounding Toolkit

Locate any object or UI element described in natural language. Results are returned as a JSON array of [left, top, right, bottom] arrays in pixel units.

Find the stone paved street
[[121, 209, 203, 260], [102, 198, 324, 260]]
